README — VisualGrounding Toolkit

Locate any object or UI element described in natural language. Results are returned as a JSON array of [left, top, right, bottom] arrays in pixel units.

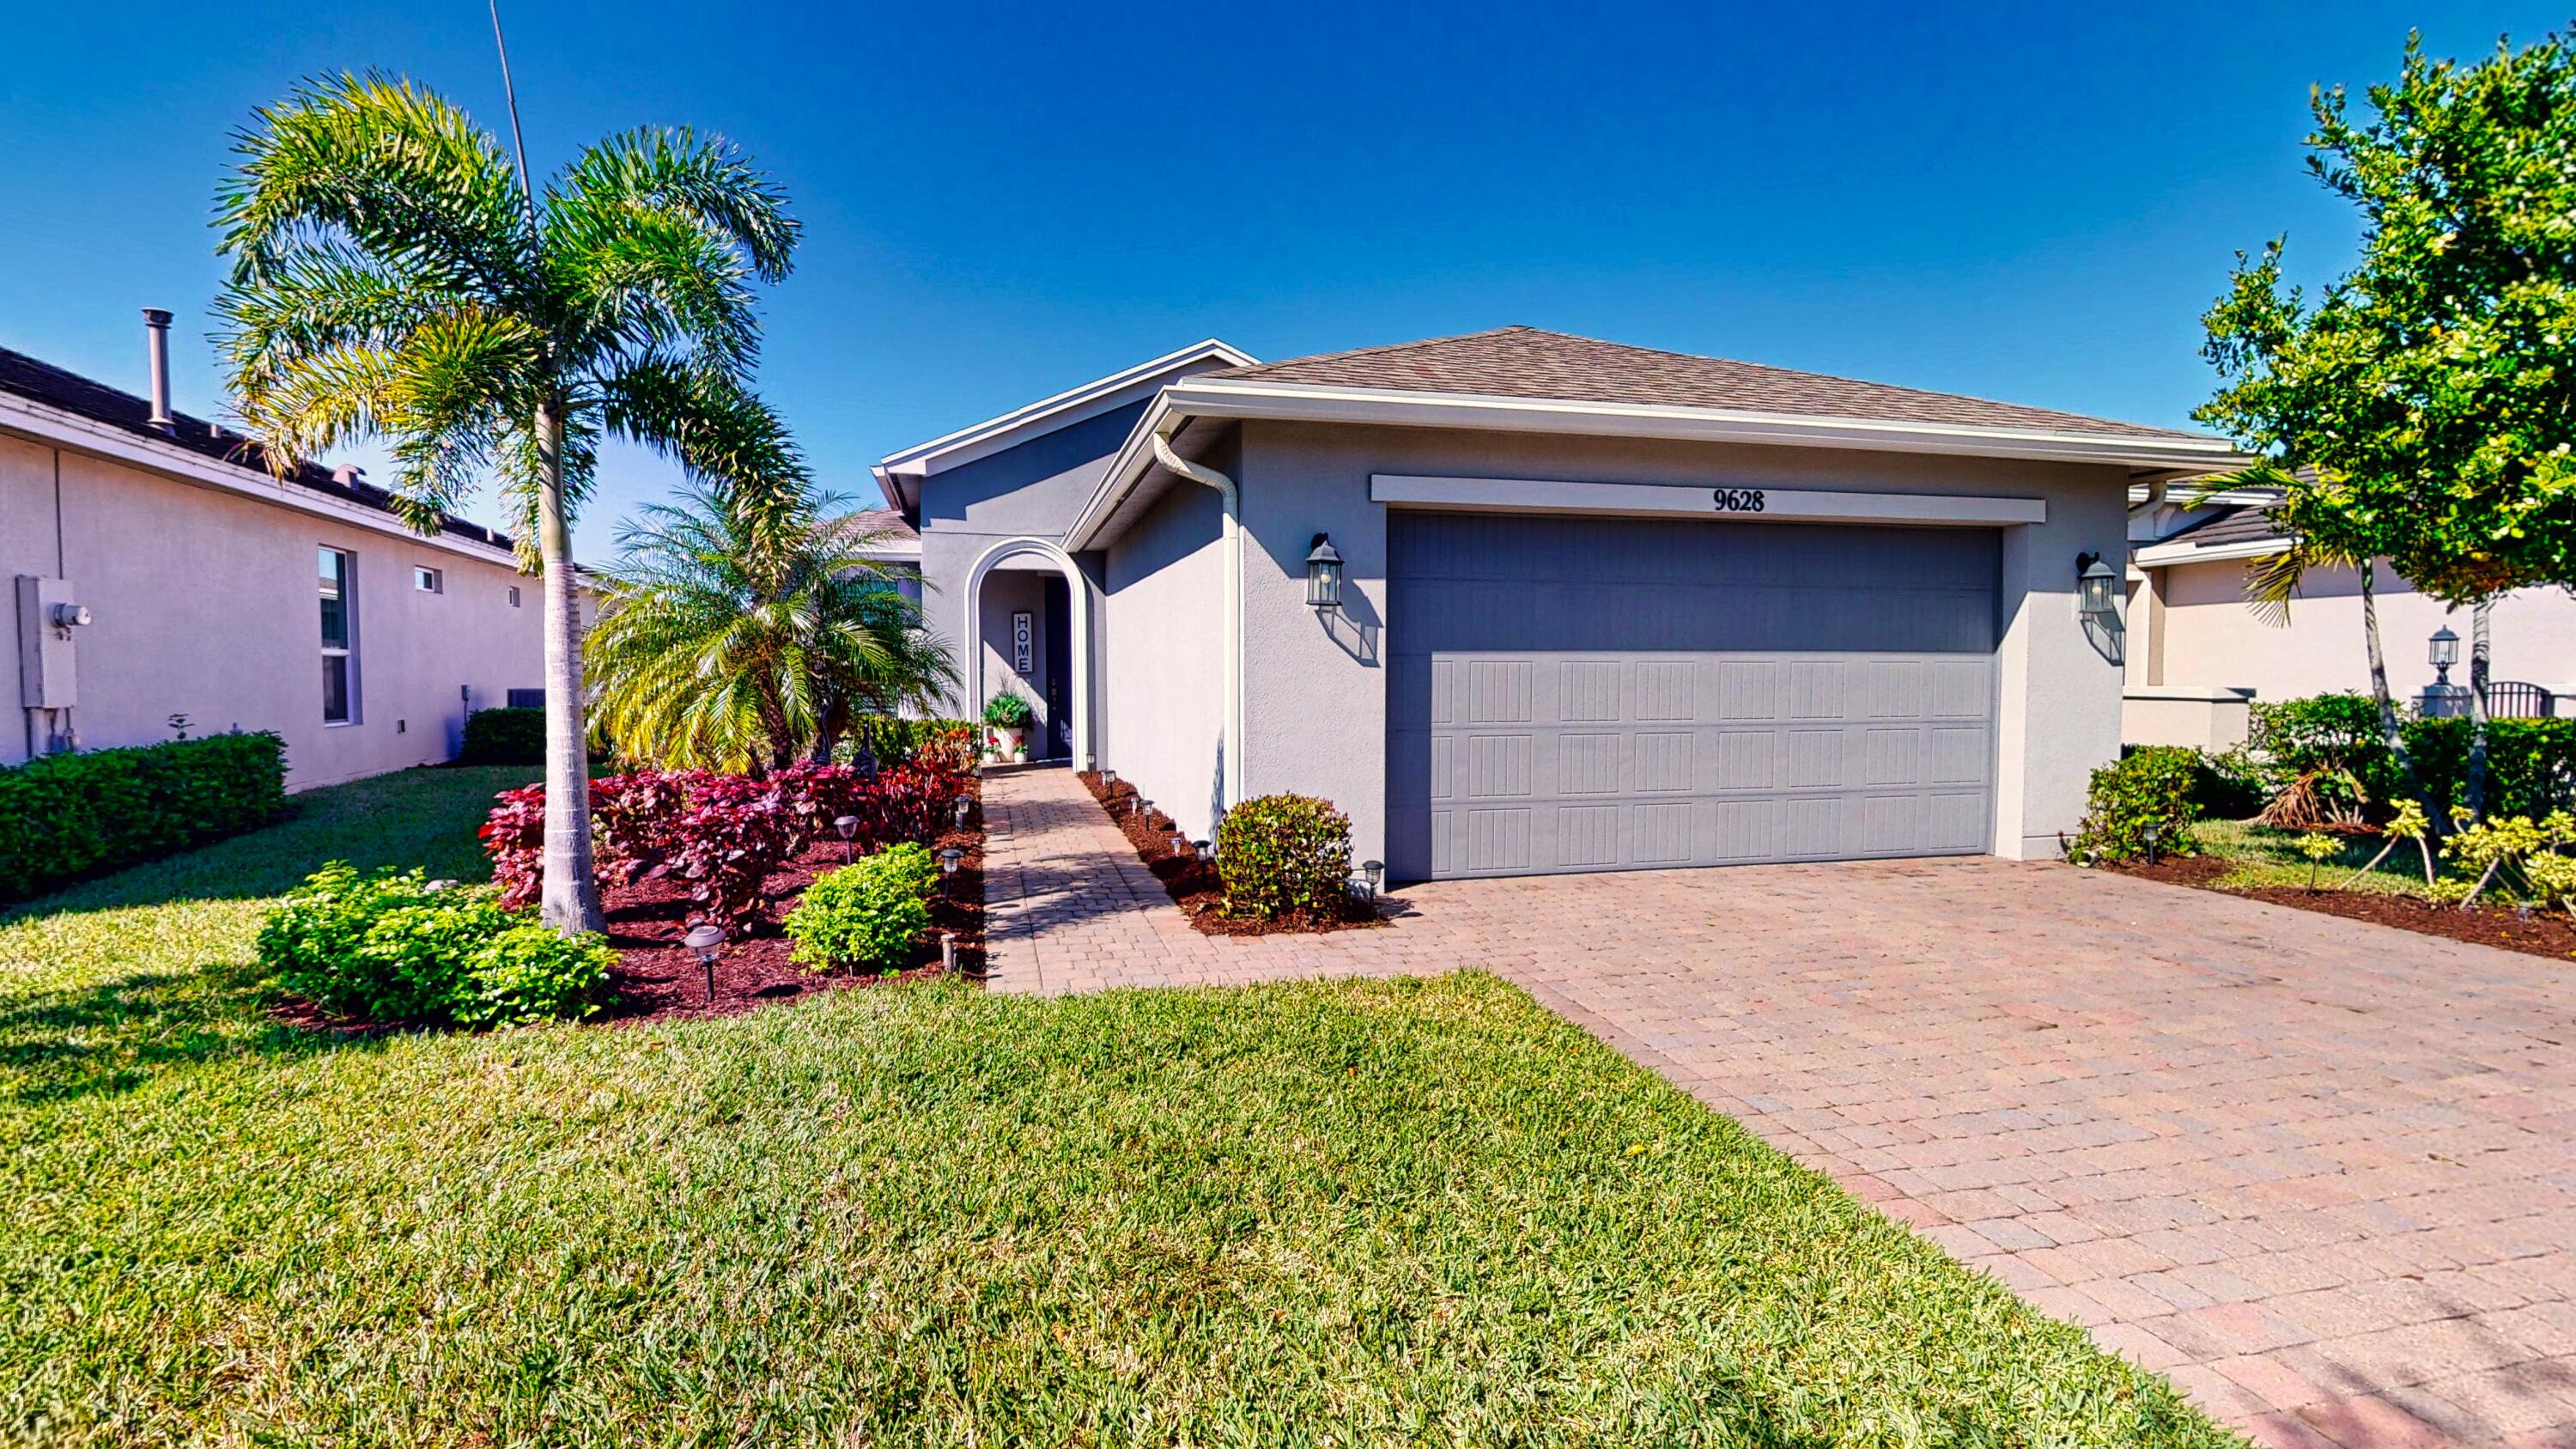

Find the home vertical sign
[[1012, 611, 1033, 678]]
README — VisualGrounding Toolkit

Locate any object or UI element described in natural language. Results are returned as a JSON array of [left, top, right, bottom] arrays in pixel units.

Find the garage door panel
[[1389, 513, 1997, 880]]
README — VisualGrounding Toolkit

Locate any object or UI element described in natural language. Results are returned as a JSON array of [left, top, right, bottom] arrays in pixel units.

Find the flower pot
[[989, 726, 1025, 760]]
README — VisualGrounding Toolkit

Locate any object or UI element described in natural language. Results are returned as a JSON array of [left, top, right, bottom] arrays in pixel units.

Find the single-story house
[[2, 310, 557, 788], [878, 326, 2239, 880], [2123, 483, 2576, 748]]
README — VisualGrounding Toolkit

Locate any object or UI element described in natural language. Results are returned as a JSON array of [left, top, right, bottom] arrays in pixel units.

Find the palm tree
[[214, 74, 800, 931], [586, 484, 956, 771]]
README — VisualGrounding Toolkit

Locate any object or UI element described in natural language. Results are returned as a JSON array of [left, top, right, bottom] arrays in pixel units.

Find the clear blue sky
[[4, 2, 2562, 560]]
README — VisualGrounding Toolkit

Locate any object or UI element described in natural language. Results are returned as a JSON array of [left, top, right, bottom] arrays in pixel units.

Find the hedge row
[[0, 732, 288, 903], [2247, 692, 2576, 819]]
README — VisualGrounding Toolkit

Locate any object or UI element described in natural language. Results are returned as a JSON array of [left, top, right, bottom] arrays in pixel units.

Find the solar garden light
[[683, 923, 726, 1004], [939, 847, 963, 896], [1359, 859, 1384, 899], [1102, 768, 1117, 787], [1305, 533, 1344, 612], [953, 795, 972, 829], [1137, 797, 1154, 823], [1170, 830, 1191, 857], [2142, 821, 2161, 866], [1194, 839, 1212, 863], [834, 814, 860, 863]]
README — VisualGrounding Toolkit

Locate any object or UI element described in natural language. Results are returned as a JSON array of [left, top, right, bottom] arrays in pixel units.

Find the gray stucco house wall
[[884, 327, 2239, 880]]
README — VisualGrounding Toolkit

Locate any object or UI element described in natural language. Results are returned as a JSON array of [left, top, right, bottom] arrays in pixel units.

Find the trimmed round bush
[[2065, 746, 2205, 864], [784, 843, 939, 973], [459, 707, 546, 766], [1215, 794, 1352, 921]]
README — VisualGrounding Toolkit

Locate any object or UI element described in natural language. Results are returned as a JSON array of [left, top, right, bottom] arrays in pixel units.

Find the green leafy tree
[[214, 74, 801, 930], [587, 484, 957, 770], [2199, 27, 2576, 818]]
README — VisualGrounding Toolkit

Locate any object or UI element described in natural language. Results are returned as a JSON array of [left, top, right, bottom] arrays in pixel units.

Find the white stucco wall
[[2, 430, 550, 789], [1207, 422, 2136, 867], [1100, 472, 1228, 842], [2150, 557, 2576, 704], [976, 566, 1055, 746]]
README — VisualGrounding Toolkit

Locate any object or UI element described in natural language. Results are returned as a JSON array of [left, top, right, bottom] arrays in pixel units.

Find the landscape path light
[[939, 847, 963, 898], [834, 814, 860, 863], [683, 923, 726, 1005], [1360, 859, 1384, 899]]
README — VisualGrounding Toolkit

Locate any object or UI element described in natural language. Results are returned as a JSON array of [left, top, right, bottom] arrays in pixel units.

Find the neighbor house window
[[508, 585, 521, 607], [319, 546, 355, 723], [414, 566, 442, 594]]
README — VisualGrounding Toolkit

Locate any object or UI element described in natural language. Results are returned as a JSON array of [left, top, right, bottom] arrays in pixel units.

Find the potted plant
[[982, 691, 1034, 762]]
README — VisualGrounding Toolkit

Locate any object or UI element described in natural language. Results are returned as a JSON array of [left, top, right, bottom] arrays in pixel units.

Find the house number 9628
[[1711, 488, 1766, 512]]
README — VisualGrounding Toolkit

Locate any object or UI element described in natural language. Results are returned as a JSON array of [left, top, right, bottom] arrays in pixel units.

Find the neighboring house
[[2, 311, 558, 788], [2123, 484, 2576, 748], [878, 325, 2237, 880]]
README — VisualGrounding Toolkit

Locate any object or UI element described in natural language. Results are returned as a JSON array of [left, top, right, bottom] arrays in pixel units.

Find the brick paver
[[981, 766, 2576, 1446]]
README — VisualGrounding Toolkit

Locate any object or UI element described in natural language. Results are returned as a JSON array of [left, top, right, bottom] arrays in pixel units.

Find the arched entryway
[[963, 537, 1092, 769]]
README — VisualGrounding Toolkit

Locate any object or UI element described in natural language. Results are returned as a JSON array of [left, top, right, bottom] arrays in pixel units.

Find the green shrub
[[2066, 746, 2204, 864], [784, 843, 939, 973], [459, 707, 546, 766], [257, 862, 611, 1026], [2404, 715, 2576, 819], [0, 731, 286, 903], [453, 924, 620, 1028], [2187, 746, 2268, 819], [839, 716, 977, 770], [2247, 692, 2397, 811], [1216, 794, 1352, 921]]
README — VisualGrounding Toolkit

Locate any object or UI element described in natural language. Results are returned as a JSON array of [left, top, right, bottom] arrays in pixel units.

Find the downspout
[[1151, 429, 1245, 811]]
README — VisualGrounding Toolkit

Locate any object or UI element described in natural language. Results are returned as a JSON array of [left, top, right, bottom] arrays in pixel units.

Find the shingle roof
[[2160, 502, 2286, 550], [0, 343, 518, 551], [1204, 326, 2206, 441]]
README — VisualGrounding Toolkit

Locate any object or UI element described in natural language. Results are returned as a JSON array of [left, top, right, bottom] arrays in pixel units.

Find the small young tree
[[2199, 26, 2576, 819]]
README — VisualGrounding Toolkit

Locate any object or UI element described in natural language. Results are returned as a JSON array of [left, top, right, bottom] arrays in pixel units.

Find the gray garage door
[[1387, 512, 1998, 880]]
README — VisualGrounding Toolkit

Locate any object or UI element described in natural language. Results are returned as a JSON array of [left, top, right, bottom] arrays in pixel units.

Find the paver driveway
[[982, 767, 2576, 1446]]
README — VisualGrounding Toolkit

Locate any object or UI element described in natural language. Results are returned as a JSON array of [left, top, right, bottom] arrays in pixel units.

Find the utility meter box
[[16, 575, 83, 709]]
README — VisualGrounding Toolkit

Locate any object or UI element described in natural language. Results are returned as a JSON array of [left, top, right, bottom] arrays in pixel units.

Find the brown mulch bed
[[600, 780, 987, 1021], [2110, 854, 2576, 960], [1075, 770, 1386, 937]]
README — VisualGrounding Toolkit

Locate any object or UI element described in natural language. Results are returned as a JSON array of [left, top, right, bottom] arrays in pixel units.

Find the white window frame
[[413, 565, 443, 594], [320, 545, 359, 726]]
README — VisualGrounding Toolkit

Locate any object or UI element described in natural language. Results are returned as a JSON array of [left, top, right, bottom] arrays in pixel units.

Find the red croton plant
[[480, 735, 971, 933]]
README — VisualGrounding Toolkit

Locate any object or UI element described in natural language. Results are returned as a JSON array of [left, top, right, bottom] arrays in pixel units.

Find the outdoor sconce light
[[1305, 533, 1344, 612], [834, 814, 860, 863], [2429, 624, 2461, 681], [939, 846, 963, 895], [2075, 552, 2121, 624], [1359, 859, 1384, 899], [683, 923, 726, 1004]]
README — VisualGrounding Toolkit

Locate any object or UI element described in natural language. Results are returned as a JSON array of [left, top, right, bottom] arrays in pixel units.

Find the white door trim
[[963, 536, 1091, 768]]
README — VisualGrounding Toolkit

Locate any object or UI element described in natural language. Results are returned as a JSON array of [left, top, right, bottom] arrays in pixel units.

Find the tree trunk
[[2466, 600, 2493, 819], [2358, 560, 2427, 820], [535, 403, 605, 934]]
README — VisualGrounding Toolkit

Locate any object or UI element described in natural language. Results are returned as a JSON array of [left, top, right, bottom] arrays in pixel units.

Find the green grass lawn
[[2, 770, 2238, 1446], [2192, 817, 2437, 896]]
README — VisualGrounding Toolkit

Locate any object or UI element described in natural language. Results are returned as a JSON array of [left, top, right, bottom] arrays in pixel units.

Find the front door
[[1043, 575, 1072, 759]]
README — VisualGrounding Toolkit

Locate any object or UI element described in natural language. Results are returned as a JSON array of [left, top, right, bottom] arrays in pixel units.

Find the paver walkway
[[980, 766, 2576, 1447]]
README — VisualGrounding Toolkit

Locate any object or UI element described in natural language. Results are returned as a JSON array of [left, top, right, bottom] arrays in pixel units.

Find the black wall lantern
[[2075, 551, 2122, 625], [1305, 533, 1344, 612]]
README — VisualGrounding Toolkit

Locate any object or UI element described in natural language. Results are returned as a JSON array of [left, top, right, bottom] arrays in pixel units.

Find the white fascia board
[[869, 464, 905, 513], [0, 393, 522, 568], [1065, 380, 2242, 551], [1370, 473, 2046, 527], [876, 338, 1256, 483], [2134, 536, 2291, 567]]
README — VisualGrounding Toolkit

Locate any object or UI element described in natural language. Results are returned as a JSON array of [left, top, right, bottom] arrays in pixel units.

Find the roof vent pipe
[[141, 307, 175, 434]]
